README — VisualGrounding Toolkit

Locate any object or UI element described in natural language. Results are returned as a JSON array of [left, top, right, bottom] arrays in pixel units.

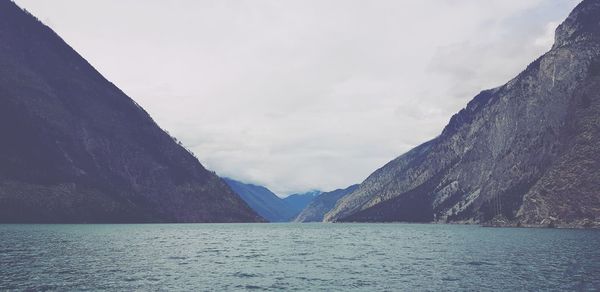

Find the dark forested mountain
[[0, 1, 262, 223], [294, 185, 359, 222], [325, 0, 600, 228], [283, 190, 322, 215], [224, 178, 297, 222]]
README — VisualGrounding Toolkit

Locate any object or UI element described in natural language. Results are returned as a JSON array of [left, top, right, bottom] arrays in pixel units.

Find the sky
[[15, 0, 580, 196]]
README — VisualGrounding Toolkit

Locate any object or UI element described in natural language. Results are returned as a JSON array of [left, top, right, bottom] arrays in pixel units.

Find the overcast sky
[[15, 0, 579, 195]]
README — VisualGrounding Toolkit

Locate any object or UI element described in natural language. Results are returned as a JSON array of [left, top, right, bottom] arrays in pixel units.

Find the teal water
[[1, 223, 599, 291]]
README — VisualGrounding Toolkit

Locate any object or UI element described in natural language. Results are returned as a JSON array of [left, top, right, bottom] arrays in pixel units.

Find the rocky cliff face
[[0, 1, 262, 223], [294, 185, 358, 223], [325, 0, 600, 228]]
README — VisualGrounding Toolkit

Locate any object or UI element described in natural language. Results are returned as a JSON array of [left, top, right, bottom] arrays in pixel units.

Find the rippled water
[[1, 223, 599, 291]]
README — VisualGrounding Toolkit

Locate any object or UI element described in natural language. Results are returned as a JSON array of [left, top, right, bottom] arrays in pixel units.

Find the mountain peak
[[553, 0, 600, 49]]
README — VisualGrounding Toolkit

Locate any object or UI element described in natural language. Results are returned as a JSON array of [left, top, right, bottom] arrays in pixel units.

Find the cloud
[[15, 0, 580, 195]]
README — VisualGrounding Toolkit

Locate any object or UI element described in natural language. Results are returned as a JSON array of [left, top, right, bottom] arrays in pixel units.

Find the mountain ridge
[[325, 0, 600, 228], [0, 0, 262, 223]]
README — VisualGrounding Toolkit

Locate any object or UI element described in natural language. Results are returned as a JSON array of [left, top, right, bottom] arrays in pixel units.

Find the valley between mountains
[[0, 0, 598, 227]]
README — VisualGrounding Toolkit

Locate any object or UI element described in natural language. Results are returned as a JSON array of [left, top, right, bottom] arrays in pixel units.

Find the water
[[1, 223, 599, 291]]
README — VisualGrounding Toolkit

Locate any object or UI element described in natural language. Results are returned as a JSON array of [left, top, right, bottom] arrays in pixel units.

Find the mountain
[[294, 185, 359, 222], [223, 178, 324, 222], [0, 1, 262, 223], [223, 178, 297, 222], [325, 0, 600, 228], [283, 190, 322, 215]]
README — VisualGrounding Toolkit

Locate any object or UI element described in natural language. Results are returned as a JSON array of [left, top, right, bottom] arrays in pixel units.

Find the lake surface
[[1, 223, 599, 291]]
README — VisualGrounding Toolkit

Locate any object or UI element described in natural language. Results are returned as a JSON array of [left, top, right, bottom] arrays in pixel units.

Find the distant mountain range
[[0, 1, 262, 223], [283, 190, 322, 215], [325, 0, 600, 228], [224, 178, 322, 222], [223, 178, 297, 222]]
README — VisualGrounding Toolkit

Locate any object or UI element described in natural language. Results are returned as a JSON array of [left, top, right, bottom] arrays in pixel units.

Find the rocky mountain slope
[[325, 0, 600, 228], [224, 178, 297, 222], [294, 185, 359, 222], [0, 1, 262, 223]]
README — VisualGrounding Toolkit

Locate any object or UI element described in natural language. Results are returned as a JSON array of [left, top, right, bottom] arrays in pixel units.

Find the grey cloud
[[15, 0, 580, 195]]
